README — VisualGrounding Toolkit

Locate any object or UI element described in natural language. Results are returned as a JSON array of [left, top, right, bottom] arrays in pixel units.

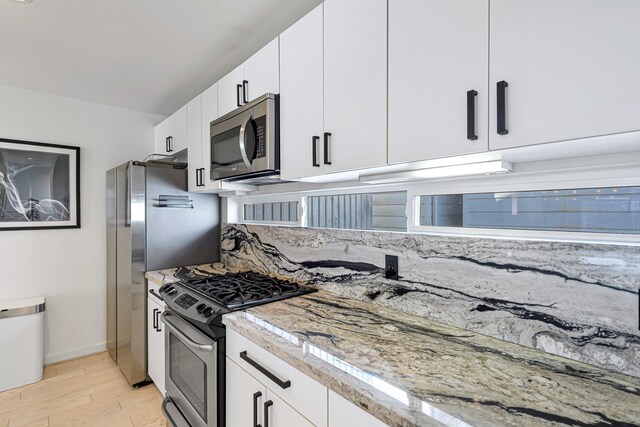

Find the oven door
[[210, 111, 257, 181], [161, 311, 218, 427]]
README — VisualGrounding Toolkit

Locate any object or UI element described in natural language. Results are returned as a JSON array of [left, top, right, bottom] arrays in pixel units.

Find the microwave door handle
[[239, 114, 253, 169]]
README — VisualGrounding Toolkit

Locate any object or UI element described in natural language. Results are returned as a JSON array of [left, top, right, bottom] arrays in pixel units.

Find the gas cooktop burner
[[180, 271, 317, 310]]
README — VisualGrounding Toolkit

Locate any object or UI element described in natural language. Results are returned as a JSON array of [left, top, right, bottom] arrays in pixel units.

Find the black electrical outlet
[[385, 255, 399, 280]]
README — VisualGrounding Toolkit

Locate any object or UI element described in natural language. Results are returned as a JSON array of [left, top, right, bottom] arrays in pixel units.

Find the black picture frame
[[0, 138, 80, 231]]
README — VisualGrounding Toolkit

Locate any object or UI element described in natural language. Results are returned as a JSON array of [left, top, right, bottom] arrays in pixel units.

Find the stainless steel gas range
[[159, 272, 316, 427]]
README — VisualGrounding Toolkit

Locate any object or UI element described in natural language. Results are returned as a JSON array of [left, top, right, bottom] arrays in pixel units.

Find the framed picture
[[0, 138, 80, 230]]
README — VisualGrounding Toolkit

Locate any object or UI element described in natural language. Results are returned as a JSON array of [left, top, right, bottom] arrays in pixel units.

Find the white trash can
[[0, 297, 45, 392]]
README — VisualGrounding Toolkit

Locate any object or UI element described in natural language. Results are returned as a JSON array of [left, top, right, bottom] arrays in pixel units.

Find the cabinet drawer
[[147, 281, 164, 306], [227, 328, 328, 427]]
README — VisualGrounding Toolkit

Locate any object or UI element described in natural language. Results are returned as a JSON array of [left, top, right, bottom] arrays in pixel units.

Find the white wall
[[0, 84, 164, 363]]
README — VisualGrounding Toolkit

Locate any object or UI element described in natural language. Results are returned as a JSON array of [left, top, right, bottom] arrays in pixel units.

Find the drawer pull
[[149, 289, 163, 301], [323, 132, 332, 165], [496, 80, 509, 135], [253, 391, 262, 427], [240, 351, 291, 389], [466, 89, 478, 141], [264, 400, 273, 427], [312, 136, 320, 167], [243, 80, 249, 104]]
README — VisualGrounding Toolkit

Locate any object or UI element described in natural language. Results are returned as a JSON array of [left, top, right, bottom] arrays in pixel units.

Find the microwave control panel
[[254, 116, 266, 159]]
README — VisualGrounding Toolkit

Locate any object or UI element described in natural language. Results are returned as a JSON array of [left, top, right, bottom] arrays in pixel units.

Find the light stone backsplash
[[221, 224, 640, 378]]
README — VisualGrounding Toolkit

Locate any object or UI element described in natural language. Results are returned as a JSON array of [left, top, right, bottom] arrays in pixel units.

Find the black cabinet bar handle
[[323, 132, 332, 165], [194, 169, 200, 187], [253, 391, 262, 427], [497, 80, 509, 135], [166, 136, 174, 153], [312, 136, 320, 167], [155, 310, 162, 332], [242, 80, 249, 104], [467, 90, 478, 141], [152, 308, 158, 330], [264, 400, 273, 427], [201, 168, 206, 187], [240, 351, 291, 389], [237, 84, 242, 107], [149, 289, 163, 301]]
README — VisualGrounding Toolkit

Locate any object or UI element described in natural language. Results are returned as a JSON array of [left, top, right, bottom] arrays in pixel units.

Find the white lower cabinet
[[266, 389, 315, 427], [226, 357, 267, 427], [226, 357, 316, 427], [328, 390, 389, 427], [146, 295, 165, 395], [226, 329, 391, 427], [226, 329, 327, 426]]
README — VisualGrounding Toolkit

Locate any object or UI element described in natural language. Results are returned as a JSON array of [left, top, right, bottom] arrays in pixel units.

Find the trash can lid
[[0, 297, 46, 319]]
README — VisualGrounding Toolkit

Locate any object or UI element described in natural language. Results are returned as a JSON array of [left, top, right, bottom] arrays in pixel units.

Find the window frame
[[228, 157, 640, 245]]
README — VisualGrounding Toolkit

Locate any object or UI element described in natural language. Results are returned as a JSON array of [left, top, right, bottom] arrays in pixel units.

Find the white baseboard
[[45, 342, 107, 365]]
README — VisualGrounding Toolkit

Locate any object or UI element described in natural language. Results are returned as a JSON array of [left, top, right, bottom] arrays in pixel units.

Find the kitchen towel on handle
[[0, 297, 45, 392]]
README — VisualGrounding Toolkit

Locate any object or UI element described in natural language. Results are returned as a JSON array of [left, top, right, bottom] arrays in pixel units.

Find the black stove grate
[[180, 271, 316, 310]]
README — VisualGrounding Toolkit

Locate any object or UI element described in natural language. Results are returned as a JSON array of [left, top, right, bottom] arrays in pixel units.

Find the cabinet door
[[153, 117, 170, 154], [265, 390, 316, 427], [168, 105, 188, 153], [328, 390, 388, 427], [388, 0, 489, 164], [218, 64, 244, 117], [187, 95, 202, 193], [489, 0, 640, 150], [146, 298, 165, 395], [323, 0, 387, 173], [226, 358, 267, 427], [244, 38, 280, 103], [280, 5, 325, 180], [201, 83, 219, 190]]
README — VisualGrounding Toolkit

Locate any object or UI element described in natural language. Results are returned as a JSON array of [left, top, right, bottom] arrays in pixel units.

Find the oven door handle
[[238, 113, 254, 170], [161, 312, 215, 352], [162, 396, 192, 427]]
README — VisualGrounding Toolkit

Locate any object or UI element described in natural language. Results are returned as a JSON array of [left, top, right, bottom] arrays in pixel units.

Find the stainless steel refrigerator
[[106, 160, 219, 387]]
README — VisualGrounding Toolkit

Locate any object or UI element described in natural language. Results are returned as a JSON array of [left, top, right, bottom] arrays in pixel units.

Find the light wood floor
[[0, 352, 165, 427]]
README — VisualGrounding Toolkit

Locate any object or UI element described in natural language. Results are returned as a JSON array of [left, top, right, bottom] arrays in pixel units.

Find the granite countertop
[[146, 264, 640, 427]]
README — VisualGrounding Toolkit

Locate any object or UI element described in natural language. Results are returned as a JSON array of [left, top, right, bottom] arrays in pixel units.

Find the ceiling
[[0, 0, 321, 116]]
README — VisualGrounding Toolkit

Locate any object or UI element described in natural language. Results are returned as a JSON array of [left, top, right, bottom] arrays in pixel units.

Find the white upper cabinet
[[388, 0, 489, 164], [280, 5, 325, 180], [218, 64, 244, 117], [154, 105, 187, 155], [323, 0, 388, 174], [244, 38, 280, 103], [199, 83, 219, 190], [186, 95, 202, 193], [218, 39, 280, 118], [489, 0, 640, 150]]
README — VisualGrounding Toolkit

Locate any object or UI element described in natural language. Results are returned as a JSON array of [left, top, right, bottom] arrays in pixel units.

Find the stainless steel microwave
[[210, 93, 279, 183]]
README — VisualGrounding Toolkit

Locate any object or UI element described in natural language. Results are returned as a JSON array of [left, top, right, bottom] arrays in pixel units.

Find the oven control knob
[[202, 307, 214, 317], [166, 286, 177, 295], [196, 303, 206, 313]]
